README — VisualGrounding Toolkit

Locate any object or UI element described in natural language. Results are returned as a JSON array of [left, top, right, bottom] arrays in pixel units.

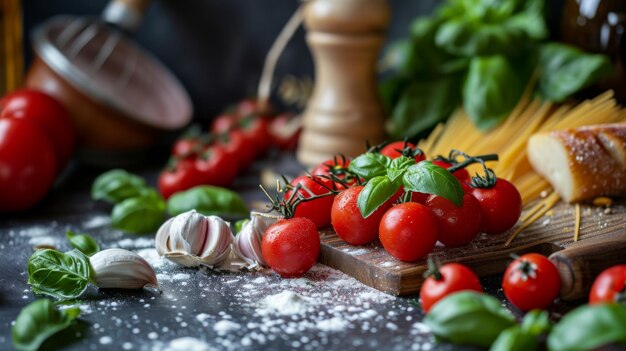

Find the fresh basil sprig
[[547, 303, 626, 351], [27, 249, 93, 300], [424, 291, 516, 348], [12, 299, 80, 351], [66, 231, 100, 256], [91, 169, 148, 204], [167, 185, 249, 218], [490, 310, 551, 351], [111, 190, 166, 234], [350, 153, 463, 218]]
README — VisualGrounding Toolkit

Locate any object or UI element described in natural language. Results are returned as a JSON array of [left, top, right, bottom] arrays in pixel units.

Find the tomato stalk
[[442, 150, 499, 173], [259, 175, 338, 219], [423, 257, 443, 281]]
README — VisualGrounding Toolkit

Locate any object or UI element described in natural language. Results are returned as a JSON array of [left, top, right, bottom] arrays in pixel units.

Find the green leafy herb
[[12, 299, 80, 351], [547, 303, 626, 351], [166, 185, 249, 218], [357, 176, 401, 218], [387, 156, 415, 182], [538, 43, 613, 103], [233, 219, 250, 234], [111, 192, 166, 234], [490, 310, 551, 351], [402, 161, 464, 206], [91, 169, 148, 204], [65, 231, 100, 256], [27, 249, 93, 300], [348, 153, 392, 180], [424, 291, 516, 348], [463, 55, 527, 130], [381, 0, 612, 137]]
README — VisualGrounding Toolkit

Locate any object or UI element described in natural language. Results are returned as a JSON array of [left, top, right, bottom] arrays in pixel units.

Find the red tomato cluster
[[315, 147, 523, 263], [159, 99, 302, 199], [0, 89, 75, 211]]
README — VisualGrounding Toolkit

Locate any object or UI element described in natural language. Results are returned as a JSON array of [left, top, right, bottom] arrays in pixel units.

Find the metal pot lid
[[31, 15, 193, 130]]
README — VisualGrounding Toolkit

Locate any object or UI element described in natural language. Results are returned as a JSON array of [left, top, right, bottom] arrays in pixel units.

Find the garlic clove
[[155, 217, 174, 256], [234, 215, 268, 267], [197, 216, 234, 266], [90, 248, 158, 289], [168, 210, 208, 256], [163, 251, 202, 268]]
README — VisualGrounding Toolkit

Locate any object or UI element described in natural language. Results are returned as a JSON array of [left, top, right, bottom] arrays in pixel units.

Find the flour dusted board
[[318, 201, 626, 296]]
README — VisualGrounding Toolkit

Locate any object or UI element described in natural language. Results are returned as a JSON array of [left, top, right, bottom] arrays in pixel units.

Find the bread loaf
[[527, 124, 626, 202]]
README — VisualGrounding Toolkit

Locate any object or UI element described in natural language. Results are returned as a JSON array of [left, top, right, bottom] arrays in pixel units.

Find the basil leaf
[[91, 169, 147, 204], [348, 153, 392, 180], [12, 299, 80, 351], [490, 311, 551, 351], [435, 19, 528, 57], [402, 161, 463, 206], [424, 291, 516, 348], [66, 231, 100, 256], [387, 156, 415, 183], [111, 194, 166, 234], [463, 55, 527, 130], [547, 304, 626, 351], [166, 185, 249, 218], [490, 326, 538, 351], [538, 43, 613, 103], [27, 249, 93, 300], [357, 176, 401, 218]]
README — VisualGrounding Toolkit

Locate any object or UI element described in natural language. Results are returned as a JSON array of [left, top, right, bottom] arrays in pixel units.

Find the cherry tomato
[[420, 263, 483, 313], [0, 89, 75, 171], [502, 253, 561, 311], [195, 145, 238, 188], [269, 113, 301, 150], [380, 141, 427, 162], [171, 137, 203, 158], [425, 193, 482, 247], [240, 116, 271, 157], [158, 159, 205, 199], [470, 178, 522, 234], [217, 130, 253, 170], [589, 265, 626, 304], [211, 114, 237, 134], [379, 202, 438, 262], [0, 118, 57, 211], [285, 176, 335, 229], [311, 157, 357, 189], [262, 217, 320, 278], [432, 160, 470, 183], [331, 186, 393, 245]]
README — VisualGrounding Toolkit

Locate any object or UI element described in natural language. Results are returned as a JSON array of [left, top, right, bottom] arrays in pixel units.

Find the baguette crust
[[527, 124, 626, 202]]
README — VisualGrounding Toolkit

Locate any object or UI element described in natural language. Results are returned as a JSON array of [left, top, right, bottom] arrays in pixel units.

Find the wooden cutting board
[[318, 201, 626, 298]]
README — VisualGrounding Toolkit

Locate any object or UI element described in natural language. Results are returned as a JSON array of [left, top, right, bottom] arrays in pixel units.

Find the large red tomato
[[262, 217, 320, 278], [0, 89, 74, 170], [0, 118, 57, 211]]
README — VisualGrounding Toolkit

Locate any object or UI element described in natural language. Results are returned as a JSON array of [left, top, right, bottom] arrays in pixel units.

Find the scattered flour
[[99, 336, 113, 345], [196, 313, 211, 323], [213, 320, 241, 335], [316, 317, 349, 332], [257, 291, 312, 315], [116, 237, 155, 249], [28, 236, 59, 247], [82, 215, 110, 229], [19, 226, 50, 237], [161, 337, 213, 351]]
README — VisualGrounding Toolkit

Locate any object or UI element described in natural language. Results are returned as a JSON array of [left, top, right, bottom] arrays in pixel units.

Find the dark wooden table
[[0, 152, 574, 351]]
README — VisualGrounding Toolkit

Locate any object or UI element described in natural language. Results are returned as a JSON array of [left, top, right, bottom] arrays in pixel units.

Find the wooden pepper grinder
[[297, 0, 390, 167]]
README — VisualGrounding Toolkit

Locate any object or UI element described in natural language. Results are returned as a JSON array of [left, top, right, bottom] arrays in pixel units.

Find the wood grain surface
[[318, 201, 626, 296]]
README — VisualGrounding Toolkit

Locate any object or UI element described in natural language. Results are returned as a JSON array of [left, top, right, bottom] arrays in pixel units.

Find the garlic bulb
[[234, 215, 271, 267], [155, 210, 234, 268], [90, 248, 158, 289]]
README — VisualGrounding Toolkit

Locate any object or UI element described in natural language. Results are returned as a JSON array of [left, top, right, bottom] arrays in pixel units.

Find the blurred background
[[19, 0, 565, 122]]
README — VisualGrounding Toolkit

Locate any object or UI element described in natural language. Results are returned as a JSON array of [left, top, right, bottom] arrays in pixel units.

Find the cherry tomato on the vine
[[589, 265, 626, 305], [420, 263, 483, 313], [195, 145, 238, 188], [269, 113, 301, 150], [239, 116, 271, 157], [211, 114, 238, 134], [331, 186, 393, 245], [381, 141, 426, 163], [311, 157, 357, 189], [262, 217, 320, 278], [379, 202, 438, 262], [171, 137, 204, 158], [158, 159, 205, 199], [425, 193, 482, 247], [470, 178, 522, 234], [502, 253, 561, 311], [285, 176, 335, 229]]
